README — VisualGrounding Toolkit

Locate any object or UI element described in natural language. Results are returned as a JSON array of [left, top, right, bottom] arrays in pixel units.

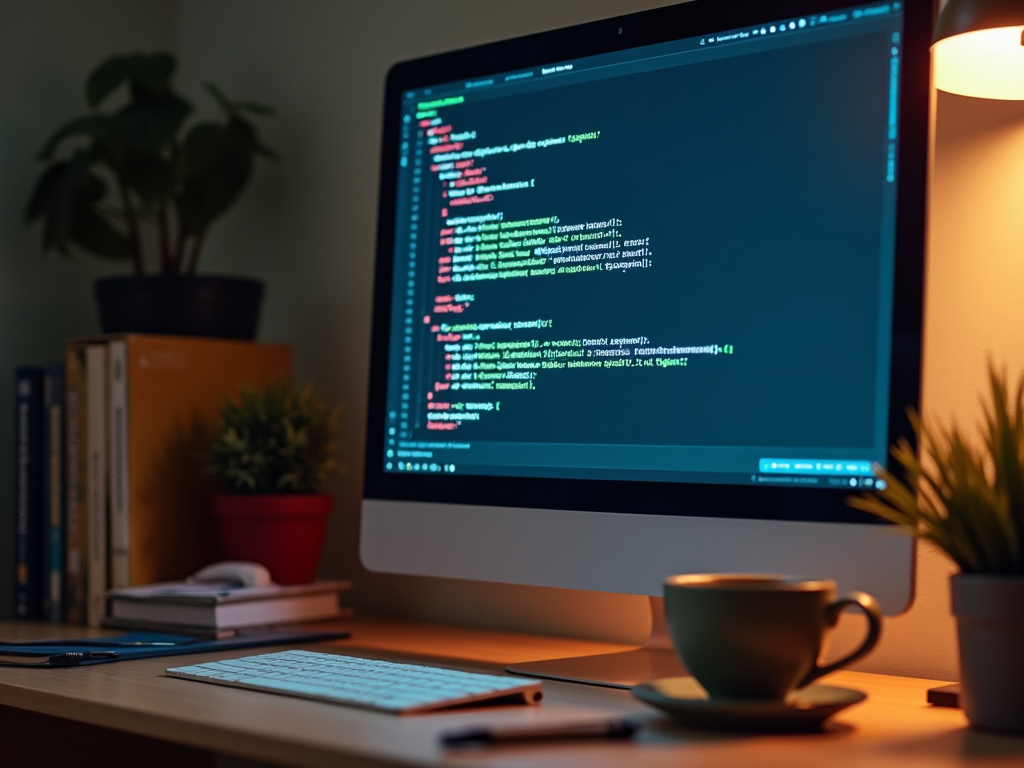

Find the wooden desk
[[1, 617, 1022, 768]]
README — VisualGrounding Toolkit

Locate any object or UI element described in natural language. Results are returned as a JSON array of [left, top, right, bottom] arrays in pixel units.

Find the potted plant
[[25, 52, 276, 339], [849, 367, 1024, 733], [207, 380, 340, 584]]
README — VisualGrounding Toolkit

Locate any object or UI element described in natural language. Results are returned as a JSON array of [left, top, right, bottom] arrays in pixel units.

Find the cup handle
[[799, 591, 883, 688]]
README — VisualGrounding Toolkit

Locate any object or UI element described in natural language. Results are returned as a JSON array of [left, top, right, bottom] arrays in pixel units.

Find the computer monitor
[[362, 0, 929, 685]]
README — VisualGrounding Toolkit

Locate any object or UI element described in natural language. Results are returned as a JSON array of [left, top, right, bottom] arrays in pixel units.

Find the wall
[[844, 90, 1024, 680], [174, 1, 1024, 682], [173, 0, 677, 644], [175, 1, 1015, 683], [4, 1, 1022, 683], [0, 0, 178, 618]]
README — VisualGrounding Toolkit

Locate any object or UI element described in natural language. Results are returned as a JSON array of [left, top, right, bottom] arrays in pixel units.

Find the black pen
[[441, 718, 638, 747]]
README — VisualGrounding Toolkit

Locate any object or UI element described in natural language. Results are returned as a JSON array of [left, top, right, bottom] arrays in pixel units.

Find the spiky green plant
[[848, 366, 1024, 574], [207, 380, 340, 493]]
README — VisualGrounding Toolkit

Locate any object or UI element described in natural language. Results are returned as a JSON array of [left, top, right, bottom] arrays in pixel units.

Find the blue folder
[[0, 628, 350, 666]]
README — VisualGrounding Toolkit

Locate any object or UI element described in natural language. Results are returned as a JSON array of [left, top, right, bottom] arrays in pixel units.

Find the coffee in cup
[[663, 574, 882, 700]]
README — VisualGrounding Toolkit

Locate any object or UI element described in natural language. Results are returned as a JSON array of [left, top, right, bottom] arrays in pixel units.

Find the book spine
[[44, 365, 66, 622], [64, 347, 88, 624], [108, 340, 130, 589], [13, 368, 44, 619], [85, 344, 108, 627]]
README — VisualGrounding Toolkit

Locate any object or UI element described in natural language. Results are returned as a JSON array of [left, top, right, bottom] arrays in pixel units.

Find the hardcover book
[[107, 580, 351, 630], [67, 334, 292, 596], [42, 365, 65, 622], [64, 347, 88, 624], [85, 344, 108, 627], [13, 368, 44, 619]]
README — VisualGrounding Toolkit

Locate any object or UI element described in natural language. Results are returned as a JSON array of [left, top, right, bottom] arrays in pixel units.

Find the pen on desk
[[441, 718, 639, 747]]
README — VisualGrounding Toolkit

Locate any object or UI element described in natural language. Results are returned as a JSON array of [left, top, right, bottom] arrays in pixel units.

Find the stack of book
[[13, 335, 292, 625], [105, 580, 352, 638]]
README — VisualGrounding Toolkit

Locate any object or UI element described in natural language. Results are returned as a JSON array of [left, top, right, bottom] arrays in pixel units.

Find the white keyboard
[[166, 650, 543, 713]]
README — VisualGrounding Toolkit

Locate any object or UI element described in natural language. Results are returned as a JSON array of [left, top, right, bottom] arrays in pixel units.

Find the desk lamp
[[933, 0, 1024, 99]]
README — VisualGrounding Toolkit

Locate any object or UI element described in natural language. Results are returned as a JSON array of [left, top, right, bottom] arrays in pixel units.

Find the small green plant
[[25, 51, 275, 275], [849, 366, 1024, 574], [207, 381, 340, 493]]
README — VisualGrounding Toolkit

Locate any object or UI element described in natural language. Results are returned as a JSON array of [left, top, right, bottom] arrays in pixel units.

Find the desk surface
[[1, 617, 1021, 768]]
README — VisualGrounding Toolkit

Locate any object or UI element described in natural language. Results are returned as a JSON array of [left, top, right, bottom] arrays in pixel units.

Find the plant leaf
[[25, 148, 128, 260], [205, 83, 235, 116], [38, 116, 106, 160], [30, 150, 95, 255], [848, 363, 1024, 574], [25, 162, 66, 224], [205, 83, 275, 118], [107, 94, 192, 155], [86, 52, 175, 107], [237, 101, 275, 117], [70, 208, 131, 260], [205, 380, 340, 493], [175, 121, 253, 235]]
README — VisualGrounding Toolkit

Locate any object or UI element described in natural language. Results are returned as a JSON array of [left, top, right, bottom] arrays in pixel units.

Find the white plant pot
[[951, 573, 1024, 733]]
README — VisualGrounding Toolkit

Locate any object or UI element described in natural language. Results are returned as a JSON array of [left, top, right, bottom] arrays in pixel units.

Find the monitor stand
[[506, 596, 686, 689]]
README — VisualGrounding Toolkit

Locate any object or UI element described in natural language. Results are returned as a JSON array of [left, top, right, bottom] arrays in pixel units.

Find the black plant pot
[[95, 276, 264, 340]]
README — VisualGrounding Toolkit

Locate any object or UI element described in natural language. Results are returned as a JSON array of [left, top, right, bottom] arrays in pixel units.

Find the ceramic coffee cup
[[664, 574, 882, 700]]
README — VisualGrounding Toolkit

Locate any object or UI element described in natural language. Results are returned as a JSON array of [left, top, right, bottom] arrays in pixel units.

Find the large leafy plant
[[25, 52, 275, 275], [207, 381, 341, 494], [849, 367, 1024, 574]]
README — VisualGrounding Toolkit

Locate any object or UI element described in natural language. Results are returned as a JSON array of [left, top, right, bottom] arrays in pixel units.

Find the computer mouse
[[188, 561, 274, 587]]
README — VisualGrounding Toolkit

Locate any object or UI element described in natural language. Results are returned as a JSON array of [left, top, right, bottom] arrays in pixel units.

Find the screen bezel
[[364, 0, 930, 525]]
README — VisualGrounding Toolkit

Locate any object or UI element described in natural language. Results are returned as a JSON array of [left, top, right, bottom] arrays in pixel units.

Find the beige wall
[[173, 2, 1024, 682], [5, 2, 1022, 683], [172, 0, 679, 645], [0, 0, 177, 618]]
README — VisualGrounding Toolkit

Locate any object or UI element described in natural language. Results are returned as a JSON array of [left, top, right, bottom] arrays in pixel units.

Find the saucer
[[632, 677, 866, 731]]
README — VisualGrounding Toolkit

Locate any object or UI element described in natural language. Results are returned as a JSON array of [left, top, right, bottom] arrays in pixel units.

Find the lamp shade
[[932, 0, 1024, 99]]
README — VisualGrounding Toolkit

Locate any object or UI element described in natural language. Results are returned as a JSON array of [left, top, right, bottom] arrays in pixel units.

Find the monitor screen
[[365, 0, 926, 527]]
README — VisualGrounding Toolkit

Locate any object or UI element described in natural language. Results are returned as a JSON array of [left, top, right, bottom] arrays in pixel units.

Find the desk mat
[[0, 628, 350, 666]]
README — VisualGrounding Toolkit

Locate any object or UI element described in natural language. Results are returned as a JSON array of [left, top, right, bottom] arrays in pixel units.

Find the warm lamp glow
[[933, 26, 1024, 100]]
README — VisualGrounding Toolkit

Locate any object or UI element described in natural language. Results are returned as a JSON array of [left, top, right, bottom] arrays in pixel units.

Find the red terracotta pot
[[213, 493, 332, 585]]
